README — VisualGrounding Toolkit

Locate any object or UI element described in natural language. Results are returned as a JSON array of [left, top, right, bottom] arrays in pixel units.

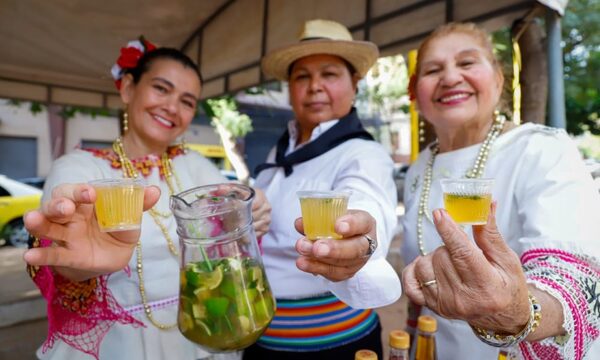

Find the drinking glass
[[440, 179, 494, 225], [89, 178, 144, 232], [297, 190, 351, 240]]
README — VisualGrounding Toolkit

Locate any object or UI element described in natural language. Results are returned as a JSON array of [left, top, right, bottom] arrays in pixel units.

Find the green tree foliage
[[201, 97, 253, 184], [202, 97, 253, 138], [491, 0, 599, 135], [562, 0, 600, 135], [355, 55, 409, 119]]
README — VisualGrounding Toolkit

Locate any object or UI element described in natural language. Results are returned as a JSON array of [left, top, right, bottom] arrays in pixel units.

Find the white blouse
[[401, 123, 600, 359], [255, 119, 402, 309], [37, 149, 239, 360]]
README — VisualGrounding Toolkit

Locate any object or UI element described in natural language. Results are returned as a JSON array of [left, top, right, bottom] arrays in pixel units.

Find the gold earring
[[123, 110, 129, 133], [419, 119, 426, 143], [494, 109, 506, 124]]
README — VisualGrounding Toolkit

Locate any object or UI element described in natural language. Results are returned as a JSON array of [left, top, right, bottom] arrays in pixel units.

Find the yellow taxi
[[187, 144, 232, 170], [0, 175, 42, 247]]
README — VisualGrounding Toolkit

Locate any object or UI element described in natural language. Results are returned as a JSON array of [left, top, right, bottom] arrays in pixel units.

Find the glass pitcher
[[170, 183, 275, 352]]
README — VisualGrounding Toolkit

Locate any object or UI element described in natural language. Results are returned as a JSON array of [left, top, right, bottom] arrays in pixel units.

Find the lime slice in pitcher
[[195, 319, 212, 336], [188, 265, 224, 291], [249, 266, 265, 292], [205, 297, 230, 317]]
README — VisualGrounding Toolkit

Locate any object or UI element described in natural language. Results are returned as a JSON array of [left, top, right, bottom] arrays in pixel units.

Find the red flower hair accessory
[[111, 36, 157, 90]]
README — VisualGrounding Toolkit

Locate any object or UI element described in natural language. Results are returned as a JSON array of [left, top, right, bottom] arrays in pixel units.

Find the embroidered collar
[[84, 145, 185, 178]]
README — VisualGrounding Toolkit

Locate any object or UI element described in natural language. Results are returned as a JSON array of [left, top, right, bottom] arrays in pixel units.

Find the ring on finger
[[363, 234, 377, 257], [419, 279, 437, 288]]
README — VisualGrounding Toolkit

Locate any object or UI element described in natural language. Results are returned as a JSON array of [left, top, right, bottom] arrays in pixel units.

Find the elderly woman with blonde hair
[[401, 22, 600, 359]]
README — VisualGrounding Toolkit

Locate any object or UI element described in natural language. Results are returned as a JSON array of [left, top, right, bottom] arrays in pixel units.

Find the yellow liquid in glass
[[300, 197, 348, 240], [443, 193, 492, 225], [94, 185, 144, 231]]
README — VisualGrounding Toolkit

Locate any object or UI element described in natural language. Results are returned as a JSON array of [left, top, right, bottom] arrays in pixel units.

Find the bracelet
[[470, 292, 542, 348]]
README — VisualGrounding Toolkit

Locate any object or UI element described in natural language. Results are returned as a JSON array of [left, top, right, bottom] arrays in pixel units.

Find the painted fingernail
[[433, 209, 443, 223], [337, 221, 350, 233], [57, 201, 65, 215], [298, 240, 312, 253], [81, 189, 91, 202], [297, 258, 308, 271], [315, 243, 330, 257]]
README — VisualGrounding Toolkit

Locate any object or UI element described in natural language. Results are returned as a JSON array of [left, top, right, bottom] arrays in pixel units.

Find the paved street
[[0, 247, 46, 360]]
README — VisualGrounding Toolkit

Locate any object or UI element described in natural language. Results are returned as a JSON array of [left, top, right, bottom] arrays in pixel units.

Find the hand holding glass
[[89, 178, 144, 232], [440, 179, 494, 225], [297, 191, 351, 240]]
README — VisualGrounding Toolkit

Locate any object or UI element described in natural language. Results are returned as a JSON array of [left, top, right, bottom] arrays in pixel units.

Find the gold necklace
[[112, 137, 181, 329], [416, 113, 506, 256]]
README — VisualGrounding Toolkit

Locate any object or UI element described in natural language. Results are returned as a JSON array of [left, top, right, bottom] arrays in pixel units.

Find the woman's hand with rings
[[419, 279, 437, 288], [294, 209, 377, 282], [23, 183, 161, 282], [402, 202, 531, 334]]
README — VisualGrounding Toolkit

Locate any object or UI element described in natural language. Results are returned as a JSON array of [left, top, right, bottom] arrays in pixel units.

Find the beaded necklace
[[112, 137, 183, 329], [416, 113, 506, 256]]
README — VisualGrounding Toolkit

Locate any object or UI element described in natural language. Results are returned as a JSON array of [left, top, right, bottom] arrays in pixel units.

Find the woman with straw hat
[[248, 19, 401, 359]]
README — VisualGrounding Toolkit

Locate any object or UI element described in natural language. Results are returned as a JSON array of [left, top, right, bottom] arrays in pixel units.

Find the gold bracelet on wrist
[[471, 292, 542, 348]]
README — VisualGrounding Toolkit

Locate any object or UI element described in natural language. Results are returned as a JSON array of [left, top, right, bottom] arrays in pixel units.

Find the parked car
[[0, 175, 42, 247]]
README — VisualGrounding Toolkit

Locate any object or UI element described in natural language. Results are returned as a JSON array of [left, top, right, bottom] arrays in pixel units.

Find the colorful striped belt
[[257, 293, 378, 352]]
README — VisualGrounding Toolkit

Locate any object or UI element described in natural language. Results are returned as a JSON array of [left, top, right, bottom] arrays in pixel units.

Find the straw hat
[[261, 19, 379, 81]]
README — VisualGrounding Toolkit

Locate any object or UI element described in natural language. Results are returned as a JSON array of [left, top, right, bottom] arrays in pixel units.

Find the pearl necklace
[[417, 113, 506, 256], [112, 137, 182, 329]]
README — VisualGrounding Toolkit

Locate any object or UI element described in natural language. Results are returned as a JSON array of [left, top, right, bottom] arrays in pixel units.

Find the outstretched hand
[[23, 183, 160, 282], [294, 209, 377, 282], [402, 202, 531, 334]]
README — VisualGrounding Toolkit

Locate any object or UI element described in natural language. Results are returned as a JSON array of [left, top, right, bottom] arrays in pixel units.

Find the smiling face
[[120, 58, 201, 152], [415, 32, 503, 134], [288, 54, 359, 137]]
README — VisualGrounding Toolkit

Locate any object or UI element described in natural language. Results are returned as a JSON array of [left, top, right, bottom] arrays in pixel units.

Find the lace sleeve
[[27, 237, 143, 360], [513, 248, 600, 360]]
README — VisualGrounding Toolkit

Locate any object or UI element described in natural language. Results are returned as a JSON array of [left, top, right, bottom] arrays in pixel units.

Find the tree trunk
[[513, 19, 548, 124], [213, 119, 250, 185]]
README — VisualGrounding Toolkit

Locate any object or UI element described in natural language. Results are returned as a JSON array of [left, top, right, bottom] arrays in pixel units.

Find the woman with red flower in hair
[[22, 38, 270, 360]]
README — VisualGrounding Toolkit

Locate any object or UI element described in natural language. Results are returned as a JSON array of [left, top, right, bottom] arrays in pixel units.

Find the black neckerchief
[[255, 108, 373, 177]]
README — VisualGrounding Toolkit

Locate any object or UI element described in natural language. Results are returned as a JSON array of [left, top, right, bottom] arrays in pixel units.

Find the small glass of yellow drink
[[297, 191, 351, 240], [440, 179, 494, 225], [89, 178, 144, 232]]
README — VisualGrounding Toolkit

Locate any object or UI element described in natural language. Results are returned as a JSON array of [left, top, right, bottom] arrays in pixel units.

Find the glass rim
[[88, 178, 144, 187], [171, 183, 255, 207], [296, 190, 352, 199]]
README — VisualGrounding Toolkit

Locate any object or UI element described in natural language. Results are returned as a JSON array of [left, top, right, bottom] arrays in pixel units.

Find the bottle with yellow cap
[[414, 315, 437, 360], [389, 330, 410, 360], [355, 349, 378, 360], [497, 349, 509, 360]]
